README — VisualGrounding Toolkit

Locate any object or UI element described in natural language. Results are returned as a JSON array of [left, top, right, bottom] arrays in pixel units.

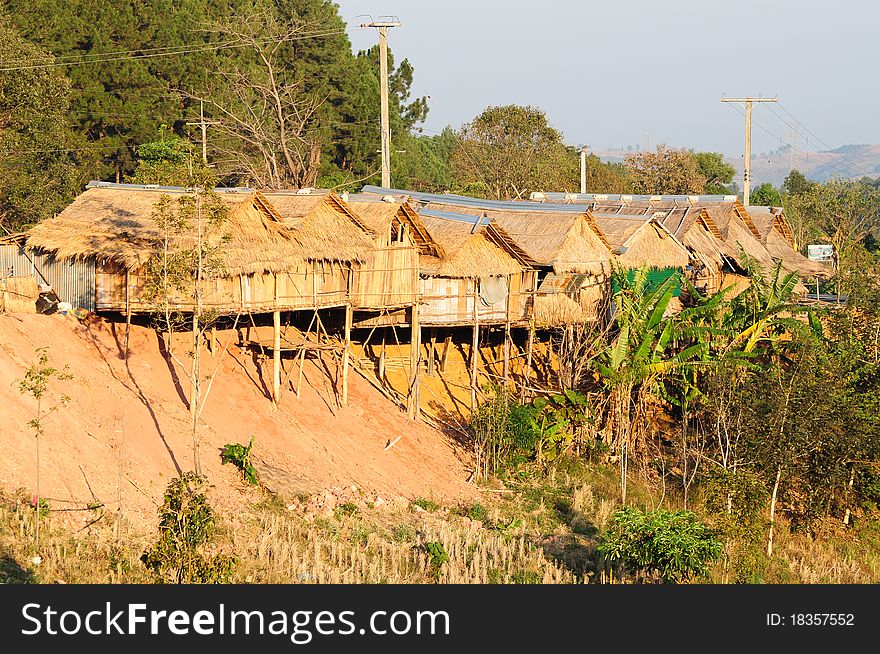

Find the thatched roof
[[590, 213, 691, 269], [416, 208, 532, 278], [424, 202, 611, 275], [26, 183, 373, 276], [260, 189, 376, 262], [342, 194, 443, 257]]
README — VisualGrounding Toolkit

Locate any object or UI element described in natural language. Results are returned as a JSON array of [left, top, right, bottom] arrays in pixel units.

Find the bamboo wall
[[351, 244, 419, 309], [418, 271, 535, 326], [96, 260, 352, 313]]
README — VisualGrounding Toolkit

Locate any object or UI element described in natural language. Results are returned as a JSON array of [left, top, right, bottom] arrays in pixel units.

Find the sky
[[334, 0, 880, 159]]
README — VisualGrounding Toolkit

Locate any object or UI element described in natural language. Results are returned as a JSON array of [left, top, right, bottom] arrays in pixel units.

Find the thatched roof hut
[[589, 213, 691, 269], [416, 208, 533, 277], [343, 193, 442, 257], [748, 206, 829, 278], [422, 202, 611, 275], [258, 189, 376, 263], [27, 182, 374, 275]]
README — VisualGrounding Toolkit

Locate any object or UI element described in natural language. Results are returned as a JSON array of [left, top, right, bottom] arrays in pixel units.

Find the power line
[[769, 103, 873, 177], [0, 29, 348, 72], [722, 102, 870, 180]]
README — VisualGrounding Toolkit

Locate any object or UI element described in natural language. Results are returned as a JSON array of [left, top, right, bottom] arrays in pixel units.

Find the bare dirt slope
[[0, 313, 474, 529]]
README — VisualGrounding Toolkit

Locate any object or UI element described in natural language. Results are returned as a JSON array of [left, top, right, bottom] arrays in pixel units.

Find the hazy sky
[[335, 0, 879, 159]]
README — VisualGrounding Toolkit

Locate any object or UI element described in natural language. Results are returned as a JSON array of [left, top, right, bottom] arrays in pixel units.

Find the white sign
[[807, 244, 833, 262]]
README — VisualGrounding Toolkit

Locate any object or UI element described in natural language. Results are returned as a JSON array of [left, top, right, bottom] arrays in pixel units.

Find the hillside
[[0, 313, 474, 530]]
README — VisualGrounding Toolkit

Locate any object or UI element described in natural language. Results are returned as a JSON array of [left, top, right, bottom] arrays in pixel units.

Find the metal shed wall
[[0, 244, 95, 312]]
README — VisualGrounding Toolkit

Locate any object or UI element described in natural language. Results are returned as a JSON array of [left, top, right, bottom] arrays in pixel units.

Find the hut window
[[390, 220, 406, 244]]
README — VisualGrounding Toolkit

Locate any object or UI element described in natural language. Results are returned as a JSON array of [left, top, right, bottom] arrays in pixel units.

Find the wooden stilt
[[470, 288, 480, 413], [521, 318, 535, 402], [272, 310, 281, 405], [124, 270, 131, 361], [209, 324, 217, 355], [427, 328, 437, 376], [408, 304, 421, 419], [503, 279, 511, 383], [342, 303, 352, 405], [440, 333, 451, 373], [378, 331, 386, 383], [503, 322, 511, 383]]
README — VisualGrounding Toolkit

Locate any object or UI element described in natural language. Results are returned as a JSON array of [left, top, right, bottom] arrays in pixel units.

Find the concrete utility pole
[[185, 100, 220, 166], [720, 96, 778, 207], [361, 17, 401, 188], [579, 146, 588, 194]]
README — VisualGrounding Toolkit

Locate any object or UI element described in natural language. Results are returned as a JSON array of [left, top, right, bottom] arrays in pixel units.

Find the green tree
[[781, 169, 814, 197], [625, 145, 707, 195], [128, 126, 203, 186], [0, 15, 87, 231], [692, 151, 736, 195], [141, 473, 236, 583], [582, 153, 632, 194], [749, 182, 783, 207], [787, 178, 880, 277], [450, 105, 577, 199]]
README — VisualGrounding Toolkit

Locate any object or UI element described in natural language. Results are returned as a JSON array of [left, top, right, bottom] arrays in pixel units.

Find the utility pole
[[579, 146, 588, 194], [185, 100, 220, 166], [720, 96, 778, 207], [361, 17, 401, 188]]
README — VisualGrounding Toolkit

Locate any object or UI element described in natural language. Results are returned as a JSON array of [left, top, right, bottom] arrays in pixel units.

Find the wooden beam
[[378, 331, 386, 383], [342, 303, 353, 405], [521, 318, 535, 402], [427, 328, 437, 376], [273, 309, 281, 404], [503, 276, 511, 383], [124, 269, 131, 361], [408, 304, 421, 420], [470, 287, 480, 413], [440, 333, 451, 373]]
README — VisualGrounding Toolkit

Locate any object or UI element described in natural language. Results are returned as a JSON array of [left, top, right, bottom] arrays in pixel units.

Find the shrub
[[598, 507, 722, 583], [220, 437, 259, 486], [141, 473, 236, 583]]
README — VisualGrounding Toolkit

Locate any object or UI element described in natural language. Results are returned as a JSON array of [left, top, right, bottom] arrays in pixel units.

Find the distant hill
[[591, 145, 880, 187]]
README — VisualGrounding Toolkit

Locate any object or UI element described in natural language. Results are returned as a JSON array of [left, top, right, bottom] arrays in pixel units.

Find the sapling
[[17, 347, 71, 548]]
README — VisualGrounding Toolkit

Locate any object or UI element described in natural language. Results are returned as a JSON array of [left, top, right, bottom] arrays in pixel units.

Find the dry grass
[[4, 463, 880, 585]]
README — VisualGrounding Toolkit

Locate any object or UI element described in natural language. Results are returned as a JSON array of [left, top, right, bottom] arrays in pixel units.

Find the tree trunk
[[767, 465, 782, 557]]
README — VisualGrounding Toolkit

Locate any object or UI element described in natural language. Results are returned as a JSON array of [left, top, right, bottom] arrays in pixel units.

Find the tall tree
[[781, 169, 814, 197], [189, 9, 326, 188], [692, 151, 736, 195], [450, 105, 576, 200], [749, 182, 783, 207], [625, 146, 707, 195], [0, 15, 87, 232]]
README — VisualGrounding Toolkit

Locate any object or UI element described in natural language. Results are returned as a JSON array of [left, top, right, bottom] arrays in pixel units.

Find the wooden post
[[124, 270, 131, 361], [272, 310, 281, 405], [470, 286, 480, 413], [342, 303, 352, 405], [521, 318, 535, 402], [440, 333, 451, 373], [427, 328, 437, 376], [503, 276, 511, 383], [408, 304, 421, 420], [378, 331, 387, 383], [209, 324, 217, 354]]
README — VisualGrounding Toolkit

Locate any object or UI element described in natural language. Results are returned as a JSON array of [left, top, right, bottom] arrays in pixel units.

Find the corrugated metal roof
[[362, 185, 592, 213], [87, 180, 255, 194], [417, 207, 485, 225], [529, 191, 738, 203]]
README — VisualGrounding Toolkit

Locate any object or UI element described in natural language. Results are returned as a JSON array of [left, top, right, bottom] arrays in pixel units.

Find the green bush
[[141, 473, 236, 583], [220, 437, 259, 486], [599, 507, 722, 583]]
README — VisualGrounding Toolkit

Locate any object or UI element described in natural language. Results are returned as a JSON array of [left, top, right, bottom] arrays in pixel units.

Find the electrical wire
[[0, 28, 348, 72]]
